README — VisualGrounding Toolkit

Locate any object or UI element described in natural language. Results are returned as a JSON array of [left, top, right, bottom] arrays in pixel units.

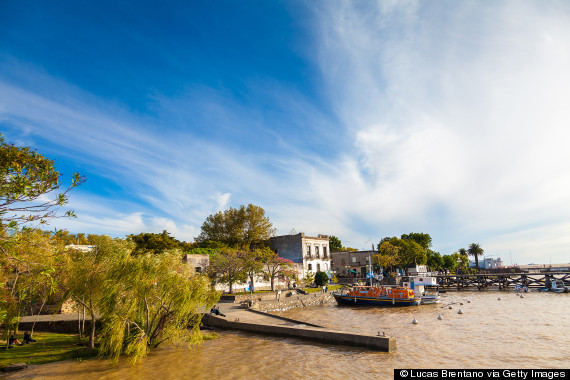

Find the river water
[[5, 291, 570, 379]]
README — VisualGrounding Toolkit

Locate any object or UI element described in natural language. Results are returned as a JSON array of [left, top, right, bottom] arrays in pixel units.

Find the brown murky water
[[5, 291, 570, 379]]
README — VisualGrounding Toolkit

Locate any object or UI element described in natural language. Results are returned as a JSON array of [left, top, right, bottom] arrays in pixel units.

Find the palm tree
[[467, 243, 484, 271]]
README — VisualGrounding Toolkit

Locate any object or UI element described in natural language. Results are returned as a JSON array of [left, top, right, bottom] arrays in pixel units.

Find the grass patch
[[301, 284, 342, 293], [0, 332, 97, 367]]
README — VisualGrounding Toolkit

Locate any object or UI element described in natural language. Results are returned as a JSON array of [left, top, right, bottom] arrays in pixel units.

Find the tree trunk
[[87, 300, 95, 350], [30, 298, 47, 335]]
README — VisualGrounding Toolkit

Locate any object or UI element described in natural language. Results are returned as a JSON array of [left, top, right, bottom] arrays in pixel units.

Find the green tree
[[98, 251, 219, 363], [457, 250, 469, 271], [467, 243, 484, 271], [401, 232, 432, 250], [426, 250, 443, 270], [0, 135, 84, 228], [442, 254, 459, 271], [242, 247, 274, 290], [128, 230, 192, 255], [0, 228, 63, 343], [206, 248, 247, 293], [314, 271, 329, 287], [196, 204, 275, 249], [62, 236, 130, 349], [379, 237, 426, 267], [373, 241, 401, 273], [262, 254, 296, 291], [329, 236, 343, 252], [303, 271, 315, 286]]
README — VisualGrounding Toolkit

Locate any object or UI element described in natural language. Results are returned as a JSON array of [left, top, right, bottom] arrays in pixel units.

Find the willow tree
[[98, 251, 219, 363], [0, 228, 63, 343], [62, 236, 131, 350]]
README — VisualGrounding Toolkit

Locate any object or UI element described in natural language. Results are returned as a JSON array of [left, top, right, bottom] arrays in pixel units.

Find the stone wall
[[250, 292, 335, 312]]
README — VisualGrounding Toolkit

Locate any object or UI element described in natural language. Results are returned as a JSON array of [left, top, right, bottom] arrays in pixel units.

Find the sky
[[2, 0, 570, 265]]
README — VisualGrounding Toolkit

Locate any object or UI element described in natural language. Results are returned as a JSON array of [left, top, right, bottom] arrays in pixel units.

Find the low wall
[[202, 314, 395, 352], [250, 293, 335, 312], [17, 319, 98, 334]]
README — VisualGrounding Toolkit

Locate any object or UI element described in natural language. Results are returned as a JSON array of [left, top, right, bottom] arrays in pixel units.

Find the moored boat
[[332, 285, 421, 307], [538, 279, 569, 293], [402, 276, 441, 304]]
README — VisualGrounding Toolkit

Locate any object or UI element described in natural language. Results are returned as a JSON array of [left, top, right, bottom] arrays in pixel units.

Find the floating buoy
[[437, 315, 443, 320], [412, 318, 419, 324], [458, 309, 464, 314]]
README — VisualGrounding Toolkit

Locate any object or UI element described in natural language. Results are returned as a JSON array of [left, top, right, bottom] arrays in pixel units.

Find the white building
[[469, 256, 504, 269], [269, 233, 332, 279]]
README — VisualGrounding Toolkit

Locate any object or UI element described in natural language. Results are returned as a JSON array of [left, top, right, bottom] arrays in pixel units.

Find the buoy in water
[[437, 315, 443, 320], [458, 309, 464, 314], [412, 318, 419, 324]]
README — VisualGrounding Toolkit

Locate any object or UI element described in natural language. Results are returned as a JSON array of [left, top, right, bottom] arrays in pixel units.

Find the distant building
[[469, 256, 504, 269], [330, 250, 376, 277], [269, 233, 332, 279], [182, 254, 209, 274], [65, 244, 95, 252]]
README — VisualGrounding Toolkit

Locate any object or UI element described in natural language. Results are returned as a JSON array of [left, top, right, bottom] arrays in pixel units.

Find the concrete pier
[[203, 304, 396, 352]]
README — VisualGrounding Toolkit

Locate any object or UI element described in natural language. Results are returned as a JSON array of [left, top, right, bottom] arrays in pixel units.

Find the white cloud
[[306, 1, 570, 260], [3, 1, 570, 264]]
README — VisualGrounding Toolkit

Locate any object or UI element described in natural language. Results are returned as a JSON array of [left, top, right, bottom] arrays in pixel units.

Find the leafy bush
[[314, 271, 329, 286]]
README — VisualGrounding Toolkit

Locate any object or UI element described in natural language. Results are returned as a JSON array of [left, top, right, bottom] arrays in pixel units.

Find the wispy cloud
[[305, 1, 570, 262], [2, 1, 570, 264]]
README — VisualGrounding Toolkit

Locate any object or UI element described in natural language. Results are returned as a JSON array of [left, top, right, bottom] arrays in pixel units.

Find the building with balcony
[[330, 250, 377, 277], [269, 233, 332, 279]]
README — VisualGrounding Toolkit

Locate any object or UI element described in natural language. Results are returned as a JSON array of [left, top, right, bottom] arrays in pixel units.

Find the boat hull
[[333, 294, 421, 307]]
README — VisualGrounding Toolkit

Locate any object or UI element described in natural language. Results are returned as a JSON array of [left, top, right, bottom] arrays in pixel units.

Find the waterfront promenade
[[204, 297, 396, 352]]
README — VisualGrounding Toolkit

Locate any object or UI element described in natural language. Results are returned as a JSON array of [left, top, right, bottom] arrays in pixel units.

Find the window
[[315, 245, 320, 258], [306, 244, 311, 257], [308, 263, 312, 271], [352, 257, 357, 263], [323, 246, 328, 258], [317, 263, 321, 271], [341, 259, 346, 265], [195, 267, 202, 273]]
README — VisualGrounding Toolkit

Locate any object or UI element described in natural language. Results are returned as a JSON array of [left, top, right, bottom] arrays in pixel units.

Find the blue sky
[[2, 1, 570, 265]]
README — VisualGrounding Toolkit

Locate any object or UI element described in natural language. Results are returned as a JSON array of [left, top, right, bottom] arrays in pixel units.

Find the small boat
[[332, 285, 421, 307], [402, 276, 441, 304], [538, 279, 569, 293]]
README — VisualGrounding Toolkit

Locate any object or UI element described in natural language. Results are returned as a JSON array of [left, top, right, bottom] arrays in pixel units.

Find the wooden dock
[[435, 271, 570, 290]]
